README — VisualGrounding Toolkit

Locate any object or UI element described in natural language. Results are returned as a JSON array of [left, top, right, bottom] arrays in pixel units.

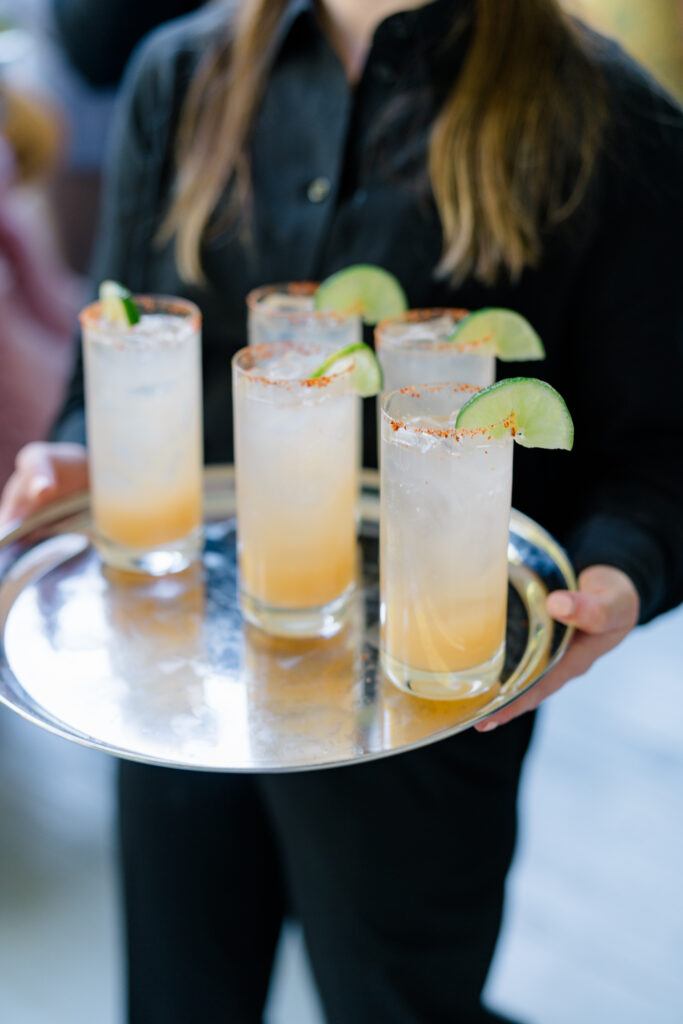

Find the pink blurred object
[[0, 136, 84, 491]]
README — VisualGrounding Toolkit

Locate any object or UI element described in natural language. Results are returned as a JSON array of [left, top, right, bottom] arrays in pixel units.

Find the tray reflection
[[0, 470, 574, 771]]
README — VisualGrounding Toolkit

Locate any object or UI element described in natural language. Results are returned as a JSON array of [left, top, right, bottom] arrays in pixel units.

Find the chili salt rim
[[381, 383, 514, 441], [232, 341, 355, 389], [375, 307, 479, 353], [246, 282, 353, 325], [79, 294, 201, 340]]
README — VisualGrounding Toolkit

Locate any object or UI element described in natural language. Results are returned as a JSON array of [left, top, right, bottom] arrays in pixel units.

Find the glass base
[[240, 584, 355, 639], [380, 640, 505, 701], [93, 528, 202, 576]]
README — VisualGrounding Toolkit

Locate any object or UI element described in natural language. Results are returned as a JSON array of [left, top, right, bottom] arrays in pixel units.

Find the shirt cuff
[[566, 513, 666, 625]]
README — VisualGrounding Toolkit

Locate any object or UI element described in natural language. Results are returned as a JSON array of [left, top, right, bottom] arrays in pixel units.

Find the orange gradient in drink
[[93, 485, 201, 549], [239, 477, 356, 608], [382, 577, 507, 675]]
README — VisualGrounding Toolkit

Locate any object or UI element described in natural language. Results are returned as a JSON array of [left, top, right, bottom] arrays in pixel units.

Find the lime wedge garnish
[[99, 280, 141, 326], [448, 308, 545, 361], [310, 342, 384, 397], [455, 377, 573, 449], [314, 265, 408, 325]]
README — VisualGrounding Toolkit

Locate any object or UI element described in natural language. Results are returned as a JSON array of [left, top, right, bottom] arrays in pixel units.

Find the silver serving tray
[[0, 467, 575, 772]]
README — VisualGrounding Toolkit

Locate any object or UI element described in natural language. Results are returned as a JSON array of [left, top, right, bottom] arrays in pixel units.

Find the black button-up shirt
[[56, 0, 683, 621]]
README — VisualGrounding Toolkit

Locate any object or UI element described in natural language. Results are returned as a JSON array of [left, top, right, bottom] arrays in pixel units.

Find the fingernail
[[478, 721, 498, 732], [549, 593, 575, 618], [29, 476, 53, 498]]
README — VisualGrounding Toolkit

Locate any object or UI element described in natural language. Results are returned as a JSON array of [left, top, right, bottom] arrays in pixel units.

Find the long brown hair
[[162, 0, 606, 285]]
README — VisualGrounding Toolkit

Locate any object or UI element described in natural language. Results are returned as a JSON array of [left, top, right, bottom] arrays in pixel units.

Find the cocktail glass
[[233, 341, 360, 638], [375, 308, 495, 393], [80, 295, 203, 575], [246, 282, 361, 348], [380, 384, 512, 699]]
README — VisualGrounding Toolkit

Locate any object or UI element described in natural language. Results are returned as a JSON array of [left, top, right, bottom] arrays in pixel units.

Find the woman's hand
[[0, 442, 88, 528], [476, 565, 640, 731]]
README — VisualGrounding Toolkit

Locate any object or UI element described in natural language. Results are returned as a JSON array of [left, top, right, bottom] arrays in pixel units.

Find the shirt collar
[[274, 0, 472, 63]]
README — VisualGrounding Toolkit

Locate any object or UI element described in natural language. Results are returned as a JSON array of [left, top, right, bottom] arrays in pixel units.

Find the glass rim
[[375, 307, 492, 354], [246, 282, 356, 325], [79, 293, 202, 335], [232, 341, 354, 390], [381, 383, 513, 442]]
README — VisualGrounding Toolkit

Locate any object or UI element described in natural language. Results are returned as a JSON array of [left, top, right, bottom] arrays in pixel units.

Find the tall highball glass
[[233, 341, 360, 638], [80, 295, 203, 575], [380, 384, 512, 700]]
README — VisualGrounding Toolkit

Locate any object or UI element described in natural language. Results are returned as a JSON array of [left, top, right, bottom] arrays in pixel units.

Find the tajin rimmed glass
[[375, 308, 496, 393], [232, 340, 360, 638], [246, 282, 362, 348], [380, 383, 513, 700], [80, 294, 203, 575]]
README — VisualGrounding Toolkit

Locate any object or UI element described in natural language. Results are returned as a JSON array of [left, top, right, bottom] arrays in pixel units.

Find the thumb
[[16, 443, 88, 500], [546, 566, 639, 635], [16, 444, 58, 499]]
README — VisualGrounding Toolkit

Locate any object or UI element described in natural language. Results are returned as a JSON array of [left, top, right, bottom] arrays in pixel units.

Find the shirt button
[[307, 177, 331, 203]]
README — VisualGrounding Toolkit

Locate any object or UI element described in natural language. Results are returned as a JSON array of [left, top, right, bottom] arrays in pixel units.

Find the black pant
[[118, 717, 534, 1024]]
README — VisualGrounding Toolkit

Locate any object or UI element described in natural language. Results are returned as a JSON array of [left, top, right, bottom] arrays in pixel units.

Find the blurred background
[[0, 2, 681, 1022]]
